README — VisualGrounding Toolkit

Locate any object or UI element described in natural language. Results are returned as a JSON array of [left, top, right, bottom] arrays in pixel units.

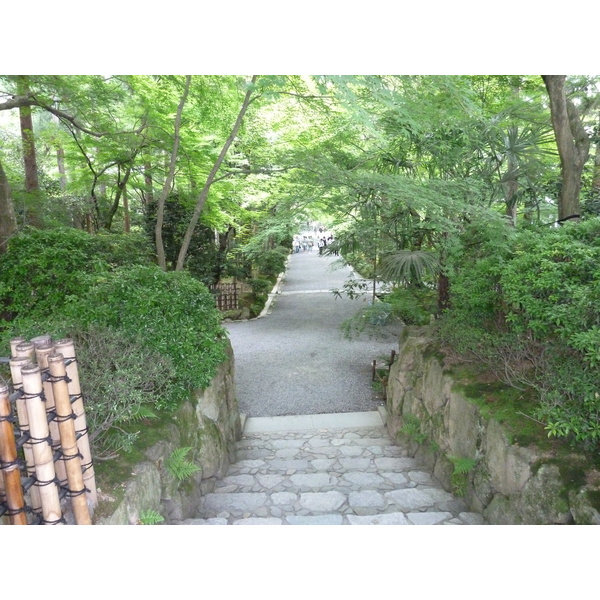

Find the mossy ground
[[447, 364, 549, 448], [446, 362, 600, 473]]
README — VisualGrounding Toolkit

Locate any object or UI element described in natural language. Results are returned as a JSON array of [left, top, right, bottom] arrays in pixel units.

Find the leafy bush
[[249, 278, 273, 295], [61, 265, 228, 409], [253, 247, 289, 280], [70, 326, 173, 456], [499, 220, 600, 365], [2, 264, 227, 423], [0, 230, 230, 456], [386, 286, 437, 326], [0, 227, 153, 319], [439, 217, 600, 451]]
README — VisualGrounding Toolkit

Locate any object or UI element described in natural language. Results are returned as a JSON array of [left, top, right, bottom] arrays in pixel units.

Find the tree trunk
[[0, 158, 17, 254], [156, 76, 191, 271], [593, 134, 600, 197], [143, 162, 153, 209], [16, 77, 39, 194], [104, 164, 133, 230], [437, 272, 450, 313], [542, 75, 591, 222], [123, 186, 130, 233], [57, 146, 67, 191], [175, 75, 258, 271]]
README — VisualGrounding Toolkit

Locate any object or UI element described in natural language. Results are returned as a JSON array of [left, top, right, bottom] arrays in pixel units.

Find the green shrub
[[70, 326, 173, 456], [499, 220, 600, 364], [61, 265, 228, 409], [386, 286, 437, 326], [439, 217, 600, 451], [254, 247, 288, 280], [0, 227, 153, 319], [249, 278, 273, 295]]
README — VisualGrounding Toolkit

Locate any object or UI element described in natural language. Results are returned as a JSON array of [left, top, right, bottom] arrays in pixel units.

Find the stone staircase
[[182, 412, 485, 525]]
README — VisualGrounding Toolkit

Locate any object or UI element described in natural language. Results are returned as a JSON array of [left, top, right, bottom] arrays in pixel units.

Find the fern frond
[[139, 509, 165, 525], [448, 455, 478, 474], [165, 447, 201, 481], [128, 405, 158, 422], [379, 250, 439, 285]]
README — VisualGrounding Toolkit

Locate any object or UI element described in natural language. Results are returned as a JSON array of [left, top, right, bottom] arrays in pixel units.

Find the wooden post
[[47, 353, 92, 525], [35, 342, 68, 487], [53, 339, 97, 508], [9, 356, 42, 513], [20, 364, 63, 525], [0, 383, 28, 524]]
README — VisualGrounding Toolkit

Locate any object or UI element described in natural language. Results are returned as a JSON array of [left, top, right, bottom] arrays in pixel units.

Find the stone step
[[199, 485, 472, 520], [182, 511, 485, 526], [188, 415, 487, 525]]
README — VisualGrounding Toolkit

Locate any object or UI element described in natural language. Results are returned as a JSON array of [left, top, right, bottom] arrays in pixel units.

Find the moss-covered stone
[[385, 328, 600, 525]]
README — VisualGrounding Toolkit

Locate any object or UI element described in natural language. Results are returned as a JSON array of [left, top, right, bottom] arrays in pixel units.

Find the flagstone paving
[[181, 416, 486, 525]]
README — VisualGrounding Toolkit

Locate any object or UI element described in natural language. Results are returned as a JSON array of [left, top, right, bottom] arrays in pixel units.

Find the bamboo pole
[[0, 448, 5, 523], [15, 341, 35, 362], [20, 364, 63, 525], [9, 337, 26, 357], [35, 342, 68, 487], [47, 353, 92, 524], [9, 356, 42, 513], [31, 335, 52, 347], [0, 383, 28, 524], [53, 339, 97, 508]]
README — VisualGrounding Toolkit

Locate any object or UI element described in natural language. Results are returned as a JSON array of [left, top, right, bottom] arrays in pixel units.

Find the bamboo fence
[[209, 282, 241, 311], [0, 336, 96, 525]]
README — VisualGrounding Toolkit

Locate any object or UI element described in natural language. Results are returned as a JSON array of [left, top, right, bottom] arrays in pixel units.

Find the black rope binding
[[27, 433, 53, 446], [45, 373, 72, 385]]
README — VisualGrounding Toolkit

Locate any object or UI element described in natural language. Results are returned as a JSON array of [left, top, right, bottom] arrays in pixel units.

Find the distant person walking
[[318, 237, 327, 256]]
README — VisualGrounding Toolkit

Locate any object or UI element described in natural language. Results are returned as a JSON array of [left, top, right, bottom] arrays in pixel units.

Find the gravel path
[[225, 251, 402, 417]]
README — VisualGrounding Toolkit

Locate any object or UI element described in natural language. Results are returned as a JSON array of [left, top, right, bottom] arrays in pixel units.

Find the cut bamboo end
[[14, 342, 35, 361], [31, 335, 52, 348], [9, 337, 26, 358]]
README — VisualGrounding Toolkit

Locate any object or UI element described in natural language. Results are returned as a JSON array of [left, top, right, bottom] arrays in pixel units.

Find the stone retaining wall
[[385, 327, 600, 525], [96, 340, 242, 524]]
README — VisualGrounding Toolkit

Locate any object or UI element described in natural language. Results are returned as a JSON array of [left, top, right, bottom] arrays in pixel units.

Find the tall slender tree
[[156, 75, 191, 270], [175, 75, 259, 271]]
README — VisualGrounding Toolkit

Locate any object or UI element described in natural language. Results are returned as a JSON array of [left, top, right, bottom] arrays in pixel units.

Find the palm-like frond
[[379, 250, 439, 284]]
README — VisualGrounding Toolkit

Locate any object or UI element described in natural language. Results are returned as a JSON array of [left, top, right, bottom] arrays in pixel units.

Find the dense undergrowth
[[339, 217, 600, 455], [0, 228, 227, 457], [438, 217, 600, 453]]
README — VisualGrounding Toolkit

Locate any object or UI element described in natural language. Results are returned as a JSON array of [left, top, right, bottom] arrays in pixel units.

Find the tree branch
[[175, 75, 259, 271]]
